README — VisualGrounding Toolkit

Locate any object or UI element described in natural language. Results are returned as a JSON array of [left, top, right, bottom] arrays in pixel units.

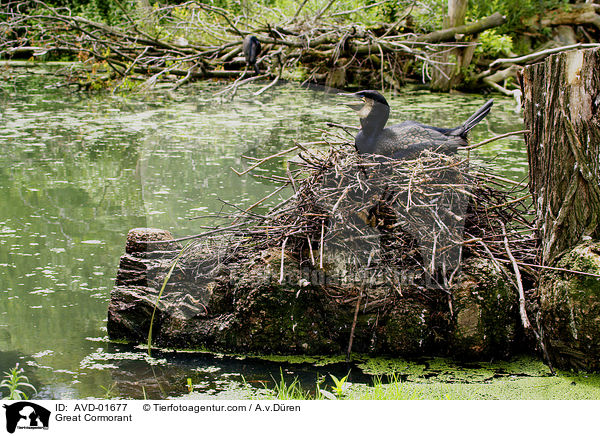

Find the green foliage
[[317, 373, 350, 399], [214, 0, 417, 26], [48, 0, 135, 24], [100, 382, 117, 399], [266, 371, 319, 400], [468, 0, 568, 30], [0, 364, 37, 400], [475, 29, 513, 57], [347, 374, 428, 400], [255, 371, 435, 400], [412, 0, 445, 33]]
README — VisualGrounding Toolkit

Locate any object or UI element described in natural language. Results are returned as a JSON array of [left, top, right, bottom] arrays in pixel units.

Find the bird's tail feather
[[460, 98, 494, 135]]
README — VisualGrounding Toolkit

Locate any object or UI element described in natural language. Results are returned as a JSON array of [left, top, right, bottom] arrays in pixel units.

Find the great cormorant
[[243, 35, 261, 74], [341, 90, 493, 159]]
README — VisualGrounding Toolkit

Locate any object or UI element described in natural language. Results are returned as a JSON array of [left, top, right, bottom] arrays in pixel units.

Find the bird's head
[[338, 90, 390, 129]]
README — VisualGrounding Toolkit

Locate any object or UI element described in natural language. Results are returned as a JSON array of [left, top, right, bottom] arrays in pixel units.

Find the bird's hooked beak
[[337, 92, 365, 112]]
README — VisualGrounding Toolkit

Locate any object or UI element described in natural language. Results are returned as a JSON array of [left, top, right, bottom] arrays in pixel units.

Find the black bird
[[243, 35, 261, 74], [341, 90, 493, 159]]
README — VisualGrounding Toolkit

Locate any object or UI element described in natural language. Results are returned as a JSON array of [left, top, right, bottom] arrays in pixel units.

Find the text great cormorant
[[341, 90, 493, 159], [243, 35, 261, 74]]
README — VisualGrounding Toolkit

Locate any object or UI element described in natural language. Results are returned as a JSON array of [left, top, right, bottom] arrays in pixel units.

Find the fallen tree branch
[[417, 12, 506, 43], [491, 43, 600, 67]]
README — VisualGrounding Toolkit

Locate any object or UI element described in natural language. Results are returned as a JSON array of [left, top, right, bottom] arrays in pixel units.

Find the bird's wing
[[381, 122, 467, 157]]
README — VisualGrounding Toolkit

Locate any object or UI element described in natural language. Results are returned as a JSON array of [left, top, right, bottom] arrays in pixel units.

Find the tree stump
[[523, 47, 600, 371], [522, 47, 600, 265]]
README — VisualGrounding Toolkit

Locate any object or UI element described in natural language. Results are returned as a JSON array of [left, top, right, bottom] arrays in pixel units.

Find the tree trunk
[[522, 47, 600, 265], [430, 0, 475, 91]]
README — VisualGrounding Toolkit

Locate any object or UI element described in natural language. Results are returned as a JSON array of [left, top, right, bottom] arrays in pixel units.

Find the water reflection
[[0, 73, 525, 399]]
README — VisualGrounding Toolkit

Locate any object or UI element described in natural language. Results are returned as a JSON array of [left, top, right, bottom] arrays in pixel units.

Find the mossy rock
[[540, 242, 600, 371], [449, 258, 520, 359], [382, 300, 434, 355]]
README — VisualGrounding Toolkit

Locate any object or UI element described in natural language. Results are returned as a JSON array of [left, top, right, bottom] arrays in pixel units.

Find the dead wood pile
[[3, 1, 600, 97], [0, 0, 506, 93]]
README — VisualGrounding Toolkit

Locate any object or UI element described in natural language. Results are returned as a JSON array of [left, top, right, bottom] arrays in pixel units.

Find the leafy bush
[[47, 0, 134, 24], [475, 29, 513, 57], [468, 0, 569, 30]]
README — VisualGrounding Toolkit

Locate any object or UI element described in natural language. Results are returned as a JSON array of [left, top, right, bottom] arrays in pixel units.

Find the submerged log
[[523, 47, 600, 371]]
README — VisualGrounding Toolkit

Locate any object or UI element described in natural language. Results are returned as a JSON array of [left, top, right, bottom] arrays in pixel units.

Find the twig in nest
[[319, 219, 325, 270], [500, 221, 531, 330], [232, 183, 290, 225], [460, 129, 530, 150], [279, 236, 288, 284], [231, 145, 299, 176], [142, 222, 246, 244], [346, 286, 363, 362], [500, 260, 600, 279]]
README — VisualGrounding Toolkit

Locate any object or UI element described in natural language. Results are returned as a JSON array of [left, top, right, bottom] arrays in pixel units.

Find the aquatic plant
[[348, 374, 427, 400], [267, 374, 310, 400], [100, 382, 117, 399], [0, 364, 37, 400], [318, 374, 350, 400]]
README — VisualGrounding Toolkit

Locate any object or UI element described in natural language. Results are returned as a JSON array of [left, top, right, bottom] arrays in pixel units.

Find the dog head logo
[[3, 402, 50, 433]]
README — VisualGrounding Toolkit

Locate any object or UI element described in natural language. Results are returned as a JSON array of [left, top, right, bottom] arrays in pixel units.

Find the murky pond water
[[2, 71, 578, 400]]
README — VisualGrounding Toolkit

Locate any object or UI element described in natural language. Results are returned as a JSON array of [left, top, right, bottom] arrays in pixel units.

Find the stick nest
[[184, 138, 538, 296]]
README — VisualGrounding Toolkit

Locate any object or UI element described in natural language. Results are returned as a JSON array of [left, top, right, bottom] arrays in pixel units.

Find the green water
[[0, 71, 568, 400]]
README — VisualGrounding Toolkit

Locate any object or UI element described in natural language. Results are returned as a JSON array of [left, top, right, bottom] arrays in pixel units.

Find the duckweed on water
[[244, 367, 600, 400], [355, 356, 428, 377], [351, 356, 600, 400], [246, 354, 347, 366]]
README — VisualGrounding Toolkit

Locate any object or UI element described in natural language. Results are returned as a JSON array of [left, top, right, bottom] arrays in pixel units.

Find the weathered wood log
[[522, 47, 600, 265], [417, 11, 506, 43], [523, 3, 600, 31], [107, 229, 523, 358], [491, 43, 600, 67]]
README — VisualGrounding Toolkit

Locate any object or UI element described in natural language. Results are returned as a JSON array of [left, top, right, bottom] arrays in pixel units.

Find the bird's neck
[[360, 103, 389, 132], [357, 104, 389, 153]]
